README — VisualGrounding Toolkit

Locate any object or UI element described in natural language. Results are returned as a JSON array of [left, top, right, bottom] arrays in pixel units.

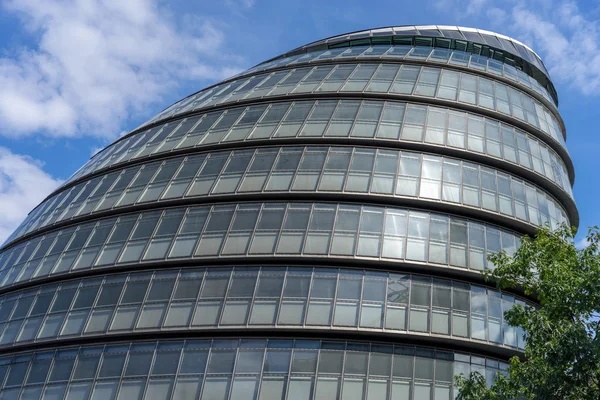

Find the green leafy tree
[[456, 224, 600, 400]]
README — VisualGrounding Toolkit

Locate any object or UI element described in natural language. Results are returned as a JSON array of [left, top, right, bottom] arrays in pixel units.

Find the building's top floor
[[260, 25, 556, 104]]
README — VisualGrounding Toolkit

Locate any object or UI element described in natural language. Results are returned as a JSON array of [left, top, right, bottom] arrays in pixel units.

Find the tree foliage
[[456, 224, 600, 400]]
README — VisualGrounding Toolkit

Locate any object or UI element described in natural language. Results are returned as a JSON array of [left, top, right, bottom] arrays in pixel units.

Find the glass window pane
[[258, 377, 286, 400], [344, 352, 367, 375], [174, 278, 202, 300], [288, 378, 314, 400], [318, 351, 343, 374], [97, 353, 125, 379], [334, 303, 358, 326], [110, 306, 138, 330], [137, 303, 167, 329], [414, 383, 431, 399], [147, 280, 175, 301], [360, 304, 383, 328], [38, 314, 65, 338], [96, 284, 124, 307], [200, 377, 230, 400], [85, 308, 113, 333], [165, 303, 193, 327], [221, 301, 250, 325], [121, 281, 149, 304], [6, 362, 28, 386], [51, 289, 76, 312], [145, 379, 174, 400], [65, 383, 91, 400], [192, 302, 222, 326], [385, 306, 406, 330], [363, 280, 386, 302], [315, 378, 339, 400], [264, 350, 291, 373], [179, 350, 208, 374], [73, 356, 100, 379], [306, 301, 332, 325], [153, 351, 181, 375], [415, 357, 434, 380], [292, 351, 318, 373], [117, 380, 145, 400], [49, 358, 75, 382], [256, 276, 284, 297], [74, 286, 100, 309], [338, 278, 361, 300], [410, 309, 429, 332], [249, 301, 278, 325], [237, 350, 265, 373], [366, 380, 388, 400], [61, 311, 88, 336], [341, 379, 364, 400], [42, 385, 67, 400], [27, 360, 51, 384], [173, 377, 202, 400], [125, 353, 153, 376], [230, 377, 259, 400], [208, 350, 236, 373]]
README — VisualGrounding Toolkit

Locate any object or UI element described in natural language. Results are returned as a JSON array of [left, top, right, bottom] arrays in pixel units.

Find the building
[[0, 25, 576, 399]]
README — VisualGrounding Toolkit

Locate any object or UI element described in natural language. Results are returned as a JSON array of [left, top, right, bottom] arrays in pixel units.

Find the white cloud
[[90, 146, 103, 157], [575, 237, 590, 250], [0, 147, 63, 243], [227, 0, 256, 9], [433, 0, 491, 18], [431, 0, 600, 95], [509, 2, 600, 95], [0, 0, 245, 139]]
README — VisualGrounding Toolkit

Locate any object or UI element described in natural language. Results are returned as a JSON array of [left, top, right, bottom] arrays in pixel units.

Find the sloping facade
[[0, 26, 576, 400]]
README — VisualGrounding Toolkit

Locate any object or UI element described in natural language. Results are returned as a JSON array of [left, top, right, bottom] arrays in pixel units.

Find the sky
[[0, 0, 598, 246]]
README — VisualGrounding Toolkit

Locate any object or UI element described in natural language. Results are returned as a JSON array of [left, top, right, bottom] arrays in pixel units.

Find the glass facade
[[0, 203, 523, 289], [232, 46, 556, 107], [9, 146, 571, 242], [0, 267, 529, 351], [55, 99, 571, 193], [0, 338, 508, 400], [140, 64, 564, 144], [0, 26, 576, 399]]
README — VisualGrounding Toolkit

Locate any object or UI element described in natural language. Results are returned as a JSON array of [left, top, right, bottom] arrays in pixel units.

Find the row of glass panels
[[58, 99, 572, 201], [281, 25, 550, 77], [0, 266, 529, 350], [0, 338, 507, 400], [0, 202, 522, 290], [234, 46, 556, 107], [9, 146, 570, 246], [141, 63, 565, 149]]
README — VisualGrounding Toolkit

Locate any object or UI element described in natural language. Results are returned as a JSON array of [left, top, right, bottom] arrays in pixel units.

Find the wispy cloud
[[433, 0, 490, 17], [0, 0, 246, 139], [432, 0, 600, 96], [0, 147, 63, 243], [510, 2, 600, 95], [0, 0, 249, 239], [575, 237, 590, 250], [226, 0, 256, 9]]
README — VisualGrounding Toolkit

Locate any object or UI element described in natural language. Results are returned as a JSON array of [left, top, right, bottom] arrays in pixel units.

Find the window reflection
[[0, 337, 510, 400], [10, 139, 572, 246], [0, 201, 536, 290], [0, 265, 530, 350], [144, 61, 561, 145]]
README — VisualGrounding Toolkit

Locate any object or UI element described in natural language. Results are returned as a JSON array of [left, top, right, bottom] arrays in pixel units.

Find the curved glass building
[[0, 26, 576, 399]]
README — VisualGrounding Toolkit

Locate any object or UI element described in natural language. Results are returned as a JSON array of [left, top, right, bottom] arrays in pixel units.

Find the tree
[[456, 224, 600, 400]]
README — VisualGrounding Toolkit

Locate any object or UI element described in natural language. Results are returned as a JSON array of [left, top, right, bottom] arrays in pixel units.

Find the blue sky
[[0, 0, 597, 245]]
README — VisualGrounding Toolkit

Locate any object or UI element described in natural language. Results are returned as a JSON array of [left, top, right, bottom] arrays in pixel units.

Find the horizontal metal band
[[1, 192, 544, 255], [0, 326, 523, 361]]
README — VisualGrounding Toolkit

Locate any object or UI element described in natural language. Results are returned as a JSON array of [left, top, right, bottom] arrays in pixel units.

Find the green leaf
[[457, 224, 600, 400]]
